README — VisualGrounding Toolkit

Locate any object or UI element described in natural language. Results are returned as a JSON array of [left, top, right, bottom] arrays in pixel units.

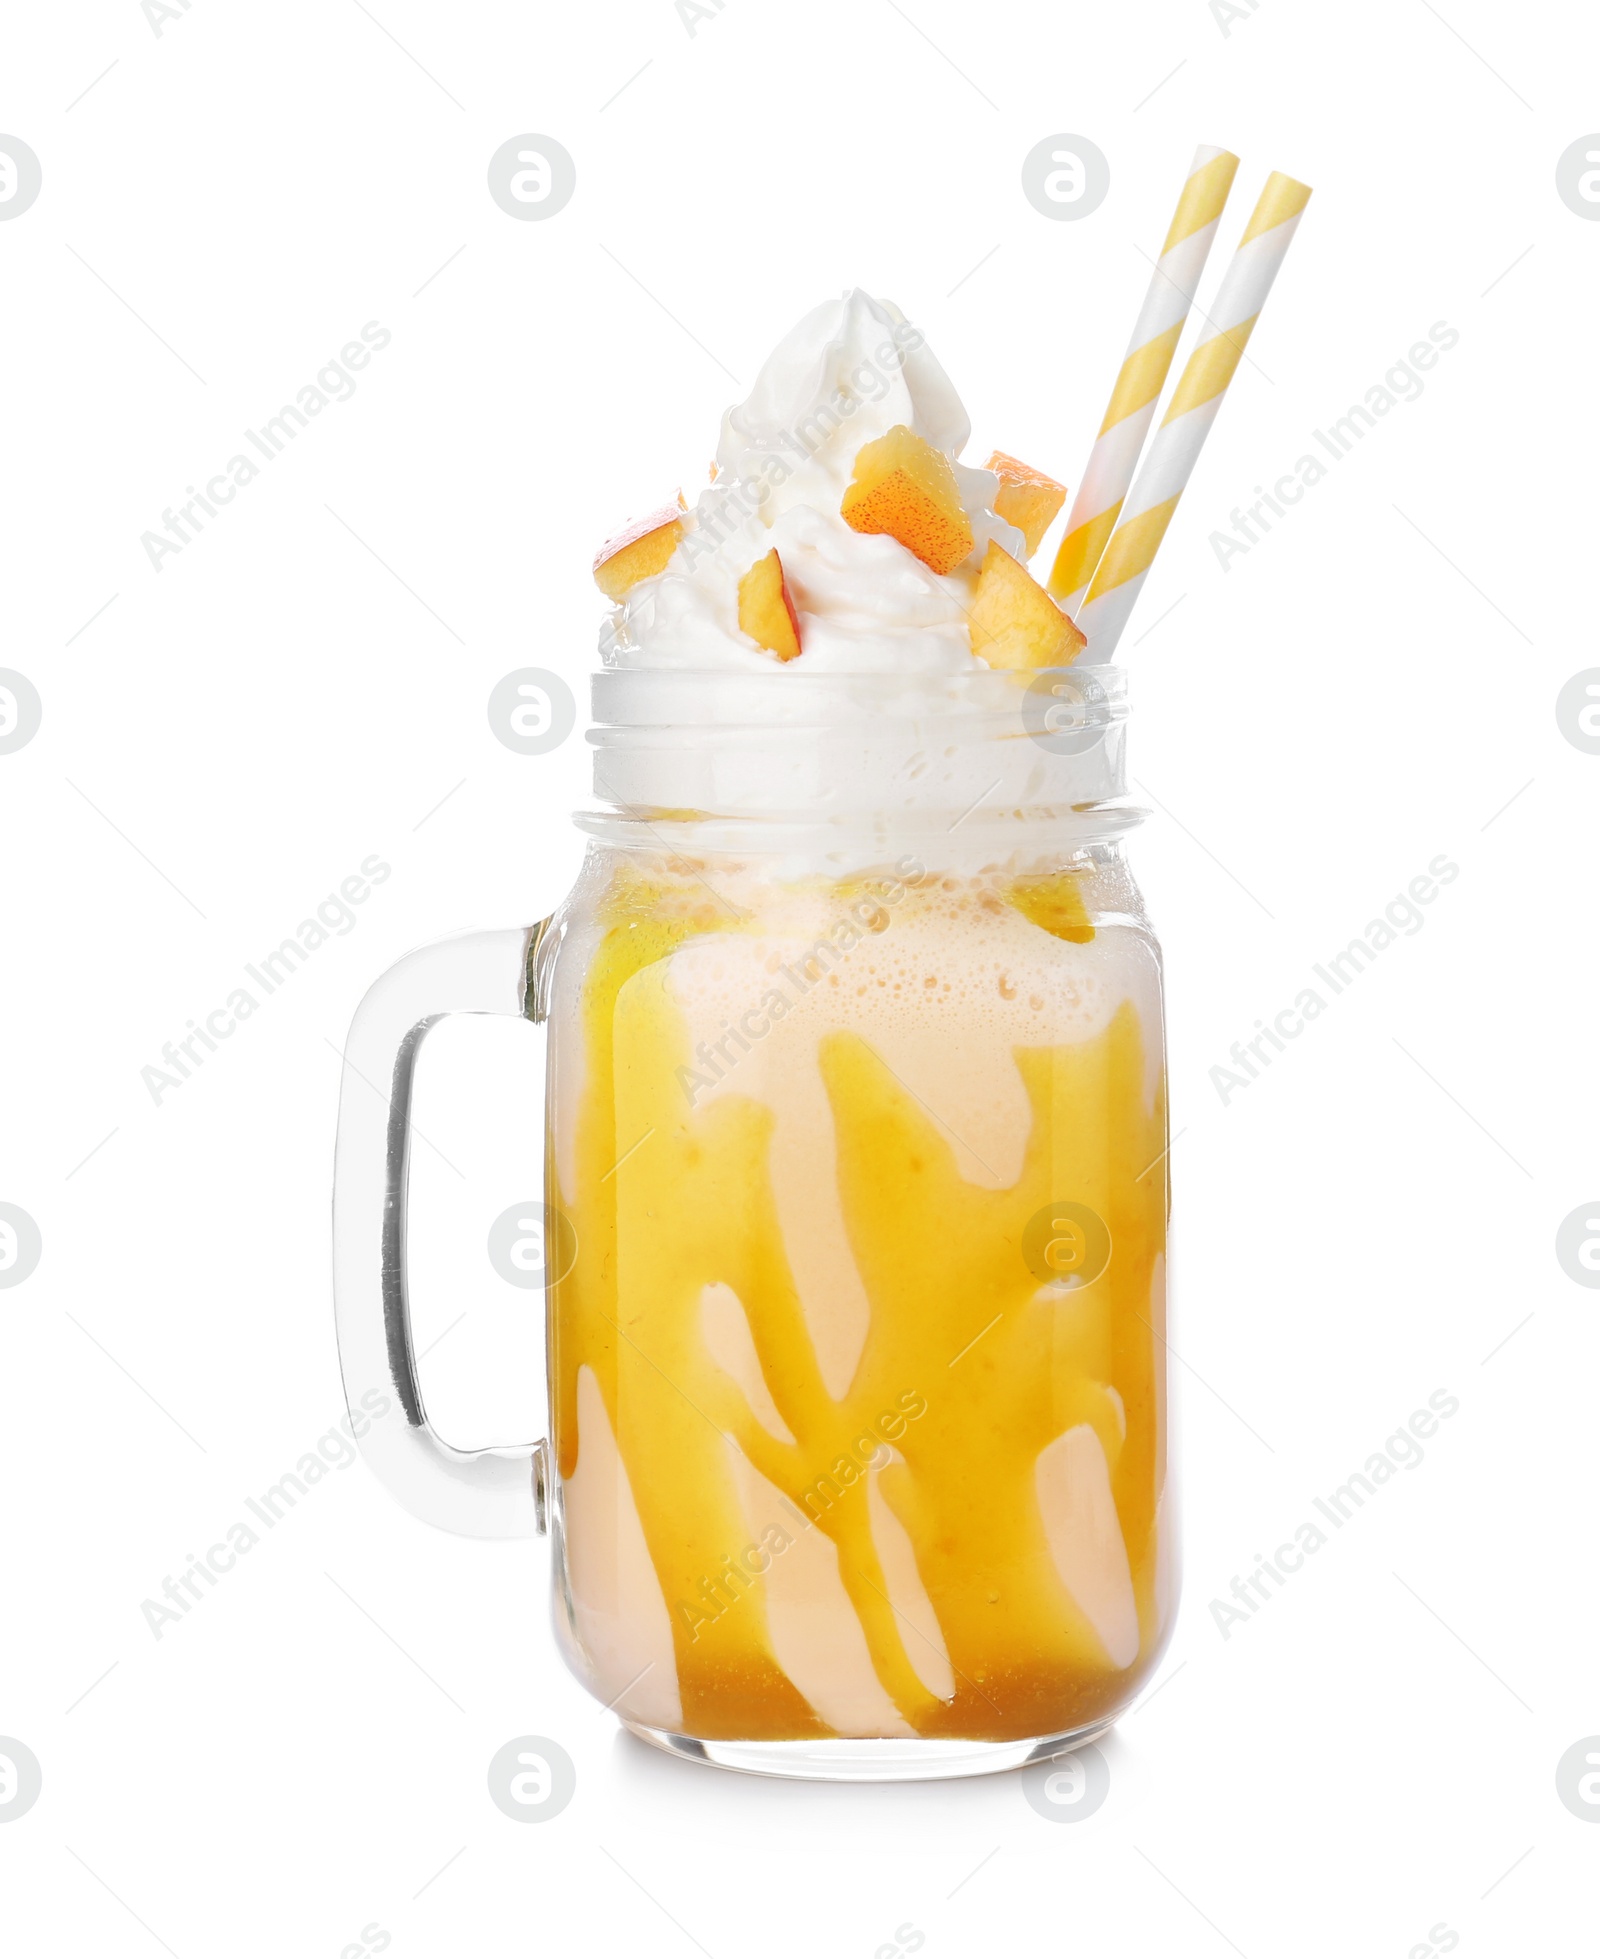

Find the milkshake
[[544, 292, 1174, 1752]]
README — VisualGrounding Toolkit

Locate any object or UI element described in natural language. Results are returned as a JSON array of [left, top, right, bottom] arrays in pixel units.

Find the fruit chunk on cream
[[593, 503, 685, 601], [736, 548, 803, 661], [985, 450, 1067, 558], [968, 541, 1087, 670], [840, 423, 976, 575]]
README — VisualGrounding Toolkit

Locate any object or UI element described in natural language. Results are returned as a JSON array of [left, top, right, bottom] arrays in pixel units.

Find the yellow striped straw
[[1049, 144, 1240, 616], [1075, 169, 1313, 660]]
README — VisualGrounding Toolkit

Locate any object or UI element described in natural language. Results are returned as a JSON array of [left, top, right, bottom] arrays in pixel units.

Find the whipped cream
[[603, 290, 1024, 673], [586, 293, 1130, 857]]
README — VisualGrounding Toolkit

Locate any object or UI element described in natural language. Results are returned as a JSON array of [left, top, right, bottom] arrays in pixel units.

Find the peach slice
[[985, 451, 1067, 558], [841, 425, 974, 575], [593, 503, 685, 600], [1008, 871, 1096, 944], [737, 548, 803, 662], [968, 540, 1086, 671]]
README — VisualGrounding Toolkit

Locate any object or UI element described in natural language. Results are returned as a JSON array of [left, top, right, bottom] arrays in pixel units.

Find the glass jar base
[[620, 1718, 1115, 1783]]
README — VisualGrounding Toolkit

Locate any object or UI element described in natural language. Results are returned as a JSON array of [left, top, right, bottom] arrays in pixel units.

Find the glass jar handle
[[331, 924, 549, 1539]]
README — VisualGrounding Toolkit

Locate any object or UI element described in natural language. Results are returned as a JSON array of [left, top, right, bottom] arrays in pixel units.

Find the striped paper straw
[[1075, 169, 1313, 660], [1048, 144, 1240, 616]]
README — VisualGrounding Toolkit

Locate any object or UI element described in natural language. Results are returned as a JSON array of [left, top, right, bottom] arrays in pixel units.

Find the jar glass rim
[[583, 662, 1132, 844]]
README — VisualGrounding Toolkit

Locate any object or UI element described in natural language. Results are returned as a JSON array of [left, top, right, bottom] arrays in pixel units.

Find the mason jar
[[332, 661, 1174, 1780]]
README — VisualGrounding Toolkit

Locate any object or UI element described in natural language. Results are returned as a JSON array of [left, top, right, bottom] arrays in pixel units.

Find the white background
[[3, 0, 1598, 1952]]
